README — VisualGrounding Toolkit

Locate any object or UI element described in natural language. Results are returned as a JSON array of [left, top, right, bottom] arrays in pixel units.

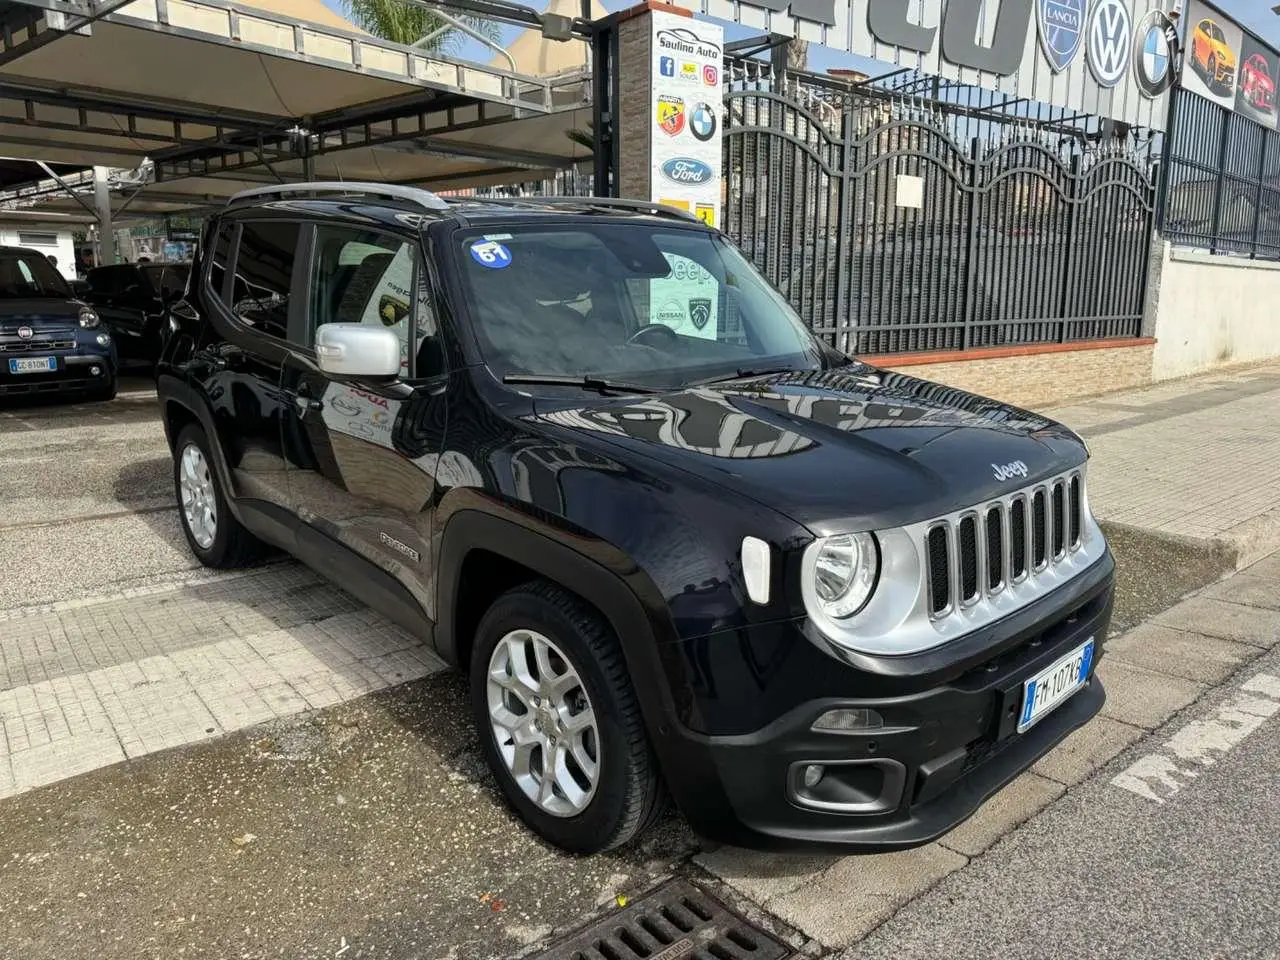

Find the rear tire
[[173, 423, 262, 569], [469, 580, 664, 854]]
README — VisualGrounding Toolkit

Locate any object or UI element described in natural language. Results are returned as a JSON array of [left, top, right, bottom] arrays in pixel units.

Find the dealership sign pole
[[648, 9, 724, 228]]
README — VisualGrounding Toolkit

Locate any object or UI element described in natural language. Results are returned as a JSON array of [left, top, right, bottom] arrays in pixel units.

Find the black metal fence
[[722, 63, 1157, 355], [1160, 86, 1280, 260]]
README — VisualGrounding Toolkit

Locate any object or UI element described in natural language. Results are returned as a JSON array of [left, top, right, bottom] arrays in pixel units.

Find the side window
[[230, 220, 299, 339], [207, 223, 234, 304], [307, 225, 439, 377]]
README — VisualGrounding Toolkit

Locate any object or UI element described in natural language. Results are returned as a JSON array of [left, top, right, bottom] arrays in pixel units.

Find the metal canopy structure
[[0, 0, 594, 218]]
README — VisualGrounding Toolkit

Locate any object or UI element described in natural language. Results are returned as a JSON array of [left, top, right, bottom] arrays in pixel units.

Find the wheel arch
[[436, 509, 686, 748], [158, 374, 247, 523]]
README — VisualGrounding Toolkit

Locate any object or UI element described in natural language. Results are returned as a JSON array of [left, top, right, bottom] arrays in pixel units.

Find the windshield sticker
[[470, 240, 512, 269], [483, 233, 513, 241]]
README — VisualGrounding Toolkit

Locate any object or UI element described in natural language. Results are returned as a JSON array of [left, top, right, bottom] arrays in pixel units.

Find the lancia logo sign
[[1086, 0, 1132, 89], [1036, 0, 1086, 73], [17, 326, 32, 339]]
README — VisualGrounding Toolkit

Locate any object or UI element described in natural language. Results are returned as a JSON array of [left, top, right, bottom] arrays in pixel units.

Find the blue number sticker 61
[[470, 240, 512, 269]]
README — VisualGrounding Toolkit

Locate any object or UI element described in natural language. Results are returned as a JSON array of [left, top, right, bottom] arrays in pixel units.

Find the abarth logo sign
[[992, 460, 1029, 482], [656, 95, 686, 136], [1036, 0, 1086, 73], [1087, 0, 1132, 88]]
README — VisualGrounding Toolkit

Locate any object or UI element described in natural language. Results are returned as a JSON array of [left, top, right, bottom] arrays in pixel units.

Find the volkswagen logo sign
[[17, 326, 33, 340], [660, 157, 714, 186]]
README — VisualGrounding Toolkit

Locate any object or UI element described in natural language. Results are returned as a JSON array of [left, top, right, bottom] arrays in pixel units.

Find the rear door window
[[228, 221, 300, 339]]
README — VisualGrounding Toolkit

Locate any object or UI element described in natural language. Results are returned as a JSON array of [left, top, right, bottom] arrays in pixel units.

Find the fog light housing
[[96, 333, 111, 347], [801, 764, 824, 789], [90, 365, 101, 376], [812, 708, 884, 733]]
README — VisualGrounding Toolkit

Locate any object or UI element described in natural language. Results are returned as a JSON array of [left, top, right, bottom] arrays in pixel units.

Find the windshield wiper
[[691, 366, 806, 387], [502, 373, 661, 395]]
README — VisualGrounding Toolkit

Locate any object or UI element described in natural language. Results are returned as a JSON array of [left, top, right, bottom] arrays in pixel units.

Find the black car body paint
[[157, 197, 1112, 851]]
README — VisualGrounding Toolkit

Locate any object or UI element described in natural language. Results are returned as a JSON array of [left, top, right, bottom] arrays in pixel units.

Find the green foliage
[[342, 0, 500, 53]]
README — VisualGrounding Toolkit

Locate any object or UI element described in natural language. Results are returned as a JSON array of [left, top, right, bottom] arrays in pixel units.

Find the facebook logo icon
[[659, 56, 675, 77]]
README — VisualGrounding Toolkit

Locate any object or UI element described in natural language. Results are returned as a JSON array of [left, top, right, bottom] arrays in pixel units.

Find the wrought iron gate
[[722, 67, 1157, 356]]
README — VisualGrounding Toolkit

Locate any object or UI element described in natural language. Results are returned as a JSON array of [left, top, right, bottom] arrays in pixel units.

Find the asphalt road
[[846, 644, 1280, 960]]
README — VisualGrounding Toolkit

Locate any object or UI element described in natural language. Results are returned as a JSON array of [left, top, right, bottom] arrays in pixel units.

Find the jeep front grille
[[927, 472, 1085, 620]]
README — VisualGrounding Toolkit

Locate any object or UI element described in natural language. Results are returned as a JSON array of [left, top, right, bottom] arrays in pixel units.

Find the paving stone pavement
[[1047, 362, 1280, 568], [0, 564, 446, 801]]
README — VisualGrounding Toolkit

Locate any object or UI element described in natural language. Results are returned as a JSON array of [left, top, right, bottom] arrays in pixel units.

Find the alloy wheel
[[178, 442, 218, 549], [486, 628, 601, 817]]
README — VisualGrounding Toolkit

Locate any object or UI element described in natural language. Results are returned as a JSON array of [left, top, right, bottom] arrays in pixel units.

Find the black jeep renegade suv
[[157, 183, 1113, 855]]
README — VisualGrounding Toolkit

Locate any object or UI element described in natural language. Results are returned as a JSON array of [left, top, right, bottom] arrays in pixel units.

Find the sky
[[319, 0, 1279, 78]]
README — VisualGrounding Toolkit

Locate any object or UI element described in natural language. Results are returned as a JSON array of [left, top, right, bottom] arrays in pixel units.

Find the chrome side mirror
[[314, 323, 400, 379]]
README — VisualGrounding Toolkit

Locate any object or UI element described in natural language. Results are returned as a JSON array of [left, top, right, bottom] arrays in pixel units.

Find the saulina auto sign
[[683, 0, 1173, 129]]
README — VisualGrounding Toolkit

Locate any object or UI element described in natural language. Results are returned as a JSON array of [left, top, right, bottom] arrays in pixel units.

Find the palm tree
[[343, 0, 500, 54]]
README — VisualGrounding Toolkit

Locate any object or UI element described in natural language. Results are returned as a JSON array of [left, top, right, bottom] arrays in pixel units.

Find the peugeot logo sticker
[[1086, 0, 1132, 89], [659, 157, 714, 186]]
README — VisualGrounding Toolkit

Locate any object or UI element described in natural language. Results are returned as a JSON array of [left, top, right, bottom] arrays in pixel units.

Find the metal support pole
[[1208, 106, 1231, 254], [590, 21, 617, 198], [94, 166, 115, 266]]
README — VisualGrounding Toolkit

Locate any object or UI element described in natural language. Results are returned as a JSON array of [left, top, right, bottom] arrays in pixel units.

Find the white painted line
[[1111, 673, 1280, 803]]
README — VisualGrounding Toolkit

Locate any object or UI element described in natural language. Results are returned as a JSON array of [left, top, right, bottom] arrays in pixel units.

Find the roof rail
[[446, 195, 701, 223], [227, 181, 449, 212]]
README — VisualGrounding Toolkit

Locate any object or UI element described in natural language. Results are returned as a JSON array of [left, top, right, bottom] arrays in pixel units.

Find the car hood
[[530, 365, 1088, 535], [0, 299, 84, 327]]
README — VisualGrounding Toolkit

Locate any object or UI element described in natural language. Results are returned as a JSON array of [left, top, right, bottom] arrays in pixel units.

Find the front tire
[[173, 424, 262, 568], [469, 581, 664, 854]]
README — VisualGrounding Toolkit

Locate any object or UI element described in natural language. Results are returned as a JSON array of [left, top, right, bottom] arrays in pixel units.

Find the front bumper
[[0, 351, 116, 396], [652, 551, 1113, 851]]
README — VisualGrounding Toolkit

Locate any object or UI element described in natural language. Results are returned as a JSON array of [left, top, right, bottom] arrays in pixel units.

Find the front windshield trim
[[449, 219, 832, 392]]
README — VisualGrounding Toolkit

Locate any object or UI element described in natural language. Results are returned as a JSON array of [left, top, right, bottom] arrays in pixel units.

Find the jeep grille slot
[[1069, 475, 1082, 547], [1052, 481, 1067, 558], [958, 515, 979, 603], [921, 470, 1089, 628], [1031, 489, 1048, 569], [1010, 497, 1028, 578], [985, 506, 1004, 591], [926, 525, 950, 615]]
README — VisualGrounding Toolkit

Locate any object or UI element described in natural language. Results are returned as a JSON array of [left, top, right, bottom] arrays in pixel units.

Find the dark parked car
[[0, 245, 117, 400], [157, 183, 1113, 855], [84, 261, 190, 363]]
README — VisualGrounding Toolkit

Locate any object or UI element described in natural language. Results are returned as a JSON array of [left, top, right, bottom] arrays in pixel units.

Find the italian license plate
[[8, 356, 55, 374], [1017, 638, 1095, 733]]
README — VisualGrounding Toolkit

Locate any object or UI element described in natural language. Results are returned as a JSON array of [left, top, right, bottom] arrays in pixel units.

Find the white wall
[[0, 226, 77, 281], [1152, 243, 1280, 381]]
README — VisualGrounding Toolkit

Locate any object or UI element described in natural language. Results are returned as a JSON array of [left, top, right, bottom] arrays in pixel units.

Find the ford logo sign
[[660, 157, 714, 186]]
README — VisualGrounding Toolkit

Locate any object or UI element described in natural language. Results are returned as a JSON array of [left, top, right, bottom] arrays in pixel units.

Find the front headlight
[[811, 532, 879, 618], [78, 307, 100, 329]]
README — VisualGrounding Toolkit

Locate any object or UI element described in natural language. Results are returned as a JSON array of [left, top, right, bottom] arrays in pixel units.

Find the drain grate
[[530, 877, 791, 960]]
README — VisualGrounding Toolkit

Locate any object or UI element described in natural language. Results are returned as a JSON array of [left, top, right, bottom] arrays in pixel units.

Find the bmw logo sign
[[1133, 10, 1175, 98], [689, 102, 717, 142], [660, 157, 714, 185]]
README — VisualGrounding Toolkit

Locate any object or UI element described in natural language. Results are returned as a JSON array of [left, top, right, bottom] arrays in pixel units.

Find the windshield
[[455, 223, 831, 387], [0, 251, 71, 299]]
